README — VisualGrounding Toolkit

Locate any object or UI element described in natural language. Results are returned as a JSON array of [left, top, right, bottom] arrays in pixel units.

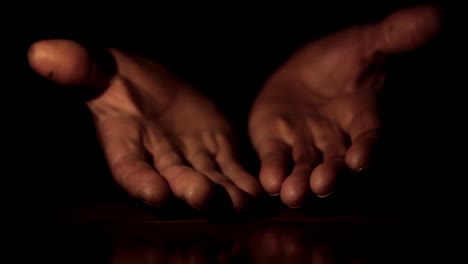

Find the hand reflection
[[110, 239, 247, 263], [248, 226, 367, 264], [109, 224, 367, 264]]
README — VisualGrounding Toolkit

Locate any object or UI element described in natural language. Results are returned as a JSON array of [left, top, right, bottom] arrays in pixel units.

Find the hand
[[248, 5, 441, 207], [28, 40, 262, 211]]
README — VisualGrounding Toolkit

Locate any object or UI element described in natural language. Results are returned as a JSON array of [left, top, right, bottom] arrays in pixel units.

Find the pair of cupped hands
[[28, 6, 440, 212]]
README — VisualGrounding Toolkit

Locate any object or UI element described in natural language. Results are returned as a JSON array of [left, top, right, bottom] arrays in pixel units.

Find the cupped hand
[[248, 5, 441, 207], [28, 40, 262, 211]]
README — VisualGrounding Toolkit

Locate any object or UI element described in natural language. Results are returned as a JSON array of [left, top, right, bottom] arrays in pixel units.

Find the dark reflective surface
[[10, 162, 460, 264], [24, 199, 453, 264], [107, 222, 375, 264], [103, 220, 449, 264]]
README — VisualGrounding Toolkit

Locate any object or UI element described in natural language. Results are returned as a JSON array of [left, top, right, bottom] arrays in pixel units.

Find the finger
[[147, 129, 217, 211], [345, 129, 380, 172], [97, 119, 171, 207], [27, 39, 116, 91], [253, 138, 292, 196], [28, 39, 179, 112], [375, 5, 442, 53], [341, 97, 381, 172], [307, 116, 348, 161], [307, 117, 348, 197], [310, 158, 347, 198], [182, 134, 252, 211], [281, 140, 320, 208], [111, 154, 171, 207], [214, 132, 263, 198]]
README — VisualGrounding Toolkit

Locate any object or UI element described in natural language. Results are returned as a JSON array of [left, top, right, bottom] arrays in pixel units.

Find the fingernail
[[268, 192, 280, 196], [317, 192, 334, 198], [288, 205, 303, 209], [356, 165, 369, 173]]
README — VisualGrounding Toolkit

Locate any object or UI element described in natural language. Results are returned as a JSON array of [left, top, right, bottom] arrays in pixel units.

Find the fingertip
[[280, 174, 311, 208], [136, 173, 172, 208], [183, 175, 218, 210], [254, 139, 290, 196], [140, 187, 171, 208], [259, 167, 285, 196], [345, 146, 369, 172], [310, 175, 336, 197], [220, 163, 265, 199], [28, 39, 92, 86], [280, 186, 306, 209], [379, 5, 442, 53], [310, 161, 342, 197], [345, 132, 379, 171], [27, 39, 116, 94]]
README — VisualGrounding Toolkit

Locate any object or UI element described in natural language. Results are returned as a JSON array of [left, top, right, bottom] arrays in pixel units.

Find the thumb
[[27, 39, 116, 97], [375, 5, 442, 53]]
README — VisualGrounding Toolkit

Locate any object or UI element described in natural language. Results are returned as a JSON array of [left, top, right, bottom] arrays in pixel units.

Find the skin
[[28, 41, 263, 212], [248, 5, 441, 207], [28, 5, 441, 211]]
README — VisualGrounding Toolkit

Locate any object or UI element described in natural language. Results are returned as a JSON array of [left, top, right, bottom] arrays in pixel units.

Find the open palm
[[28, 40, 262, 211], [249, 6, 441, 207]]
